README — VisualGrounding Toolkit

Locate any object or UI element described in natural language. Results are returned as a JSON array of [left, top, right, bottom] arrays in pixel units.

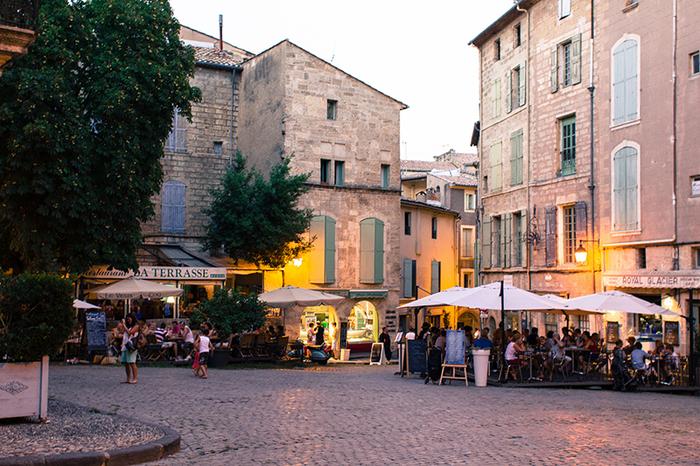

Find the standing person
[[473, 328, 493, 349], [120, 315, 140, 384], [329, 322, 339, 358], [405, 327, 416, 340], [193, 328, 214, 379], [379, 327, 392, 362], [181, 322, 195, 358], [306, 322, 316, 344], [315, 324, 326, 346]]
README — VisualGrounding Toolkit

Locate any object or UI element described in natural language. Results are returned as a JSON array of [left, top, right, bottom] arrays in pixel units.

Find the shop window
[[326, 99, 337, 120], [360, 218, 384, 284], [165, 109, 187, 152], [309, 215, 336, 284], [161, 180, 185, 234], [612, 37, 639, 125], [348, 301, 378, 344], [430, 260, 441, 294], [559, 115, 576, 176], [637, 313, 663, 340], [402, 258, 416, 298]]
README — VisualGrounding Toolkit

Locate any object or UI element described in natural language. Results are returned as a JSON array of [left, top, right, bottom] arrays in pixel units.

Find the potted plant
[[0, 273, 74, 420], [190, 289, 267, 367]]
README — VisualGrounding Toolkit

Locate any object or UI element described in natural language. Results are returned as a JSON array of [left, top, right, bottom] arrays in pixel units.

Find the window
[[559, 0, 571, 19], [489, 142, 502, 191], [402, 259, 416, 298], [612, 38, 639, 125], [381, 164, 390, 189], [510, 129, 523, 185], [492, 79, 501, 118], [320, 159, 331, 184], [563, 205, 577, 263], [360, 218, 384, 284], [507, 65, 526, 111], [431, 217, 438, 239], [612, 146, 639, 231], [494, 38, 501, 61], [560, 116, 576, 176], [431, 260, 441, 294], [514, 23, 522, 48], [551, 35, 582, 92], [693, 248, 700, 269], [462, 271, 473, 288], [309, 215, 336, 284], [460, 227, 474, 258], [692, 52, 700, 75], [575, 315, 590, 332], [493, 216, 502, 267], [638, 248, 647, 269], [483, 175, 489, 193], [545, 313, 558, 334], [692, 175, 700, 197], [513, 211, 523, 266], [165, 110, 186, 152], [213, 141, 223, 156], [464, 191, 476, 211], [326, 99, 337, 120], [161, 181, 186, 233], [334, 161, 345, 186], [404, 211, 412, 235]]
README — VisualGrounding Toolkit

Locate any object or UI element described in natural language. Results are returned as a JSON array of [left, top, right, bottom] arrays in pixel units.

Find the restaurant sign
[[603, 273, 700, 289], [85, 266, 227, 281]]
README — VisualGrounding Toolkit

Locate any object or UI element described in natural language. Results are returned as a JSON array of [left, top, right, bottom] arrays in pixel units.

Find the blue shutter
[[613, 39, 638, 125], [161, 183, 172, 232], [625, 148, 639, 230], [161, 181, 185, 233], [613, 147, 638, 231], [402, 259, 414, 298], [173, 182, 185, 233]]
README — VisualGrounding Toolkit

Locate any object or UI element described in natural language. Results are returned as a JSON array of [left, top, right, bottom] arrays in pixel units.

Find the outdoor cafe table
[[522, 350, 546, 382], [565, 347, 588, 375]]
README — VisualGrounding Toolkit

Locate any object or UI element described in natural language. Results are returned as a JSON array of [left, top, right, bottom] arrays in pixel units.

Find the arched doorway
[[457, 310, 480, 331], [347, 301, 378, 351], [299, 305, 338, 343]]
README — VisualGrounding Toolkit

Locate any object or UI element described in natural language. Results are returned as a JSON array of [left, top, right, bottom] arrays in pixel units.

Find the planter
[[0, 355, 49, 420]]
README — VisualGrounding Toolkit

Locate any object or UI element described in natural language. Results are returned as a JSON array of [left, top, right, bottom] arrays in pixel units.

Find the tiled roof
[[433, 173, 478, 188], [193, 47, 245, 67], [401, 152, 478, 173]]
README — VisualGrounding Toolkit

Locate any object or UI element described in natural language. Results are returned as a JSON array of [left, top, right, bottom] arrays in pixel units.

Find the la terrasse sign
[[603, 273, 700, 289], [85, 266, 227, 281]]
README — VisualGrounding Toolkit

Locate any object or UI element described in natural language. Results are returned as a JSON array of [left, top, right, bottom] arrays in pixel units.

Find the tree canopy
[[0, 0, 200, 273], [205, 153, 313, 269]]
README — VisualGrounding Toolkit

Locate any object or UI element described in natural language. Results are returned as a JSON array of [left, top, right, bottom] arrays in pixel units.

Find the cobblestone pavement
[[49, 364, 700, 465]]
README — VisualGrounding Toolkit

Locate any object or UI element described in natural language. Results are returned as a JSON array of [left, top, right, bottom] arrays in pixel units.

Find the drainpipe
[[230, 67, 237, 166], [515, 1, 532, 290], [671, 0, 679, 269], [588, 0, 596, 293]]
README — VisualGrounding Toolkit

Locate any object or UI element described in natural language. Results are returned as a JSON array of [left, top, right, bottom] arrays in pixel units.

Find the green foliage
[[205, 152, 313, 268], [0, 273, 75, 362], [0, 0, 200, 273], [190, 289, 267, 337]]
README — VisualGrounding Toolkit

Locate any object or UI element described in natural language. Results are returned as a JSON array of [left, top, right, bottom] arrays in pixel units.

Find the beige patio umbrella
[[565, 290, 677, 315], [449, 283, 568, 311], [398, 286, 470, 308], [258, 286, 344, 308], [73, 299, 100, 310]]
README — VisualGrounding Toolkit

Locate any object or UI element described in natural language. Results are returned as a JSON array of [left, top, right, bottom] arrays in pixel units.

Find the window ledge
[[610, 118, 640, 131], [610, 229, 642, 237]]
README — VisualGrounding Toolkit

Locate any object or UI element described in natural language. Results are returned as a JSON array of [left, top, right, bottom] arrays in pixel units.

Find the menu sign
[[407, 339, 427, 374], [339, 322, 348, 349], [664, 321, 680, 346], [605, 321, 620, 344], [85, 311, 107, 351], [445, 330, 466, 365]]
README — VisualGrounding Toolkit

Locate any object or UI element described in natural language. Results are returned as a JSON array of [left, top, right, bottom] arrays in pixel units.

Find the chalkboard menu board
[[445, 330, 466, 365], [85, 311, 107, 351], [340, 322, 348, 349], [664, 321, 680, 346], [605, 321, 620, 344], [407, 339, 427, 374], [370, 343, 383, 364]]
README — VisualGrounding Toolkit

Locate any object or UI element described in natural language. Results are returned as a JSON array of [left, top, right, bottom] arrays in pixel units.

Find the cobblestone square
[[48, 364, 700, 465]]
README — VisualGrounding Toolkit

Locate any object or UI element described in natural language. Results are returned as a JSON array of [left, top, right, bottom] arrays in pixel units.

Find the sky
[[169, 0, 515, 160]]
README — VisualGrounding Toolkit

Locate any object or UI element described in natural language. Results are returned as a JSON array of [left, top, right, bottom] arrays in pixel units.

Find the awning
[[142, 244, 214, 267]]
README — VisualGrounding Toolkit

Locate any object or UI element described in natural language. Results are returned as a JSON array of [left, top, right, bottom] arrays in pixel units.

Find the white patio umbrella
[[450, 282, 568, 311], [398, 286, 471, 308], [73, 299, 100, 310], [258, 286, 344, 308], [92, 277, 183, 300], [565, 290, 677, 315]]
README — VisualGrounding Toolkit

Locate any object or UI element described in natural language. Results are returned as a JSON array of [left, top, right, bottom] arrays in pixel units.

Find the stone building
[[237, 40, 407, 346], [471, 0, 700, 354]]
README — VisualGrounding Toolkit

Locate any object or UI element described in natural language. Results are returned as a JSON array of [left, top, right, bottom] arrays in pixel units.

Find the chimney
[[218, 15, 223, 51]]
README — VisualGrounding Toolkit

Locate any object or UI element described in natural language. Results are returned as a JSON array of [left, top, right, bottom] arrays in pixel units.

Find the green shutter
[[374, 219, 384, 283], [309, 216, 325, 284], [503, 213, 511, 268], [625, 148, 638, 230], [520, 209, 528, 267], [518, 61, 526, 107], [431, 260, 441, 294], [482, 218, 492, 269], [571, 34, 582, 85], [613, 150, 625, 230], [551, 46, 559, 93], [505, 71, 512, 113], [360, 218, 384, 284], [510, 130, 523, 186], [402, 258, 414, 298], [324, 217, 336, 283]]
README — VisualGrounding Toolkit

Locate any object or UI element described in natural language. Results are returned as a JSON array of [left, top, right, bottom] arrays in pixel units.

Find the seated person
[[630, 342, 650, 373], [154, 322, 167, 343], [504, 333, 525, 380], [622, 336, 637, 355], [549, 334, 573, 373], [473, 328, 494, 349]]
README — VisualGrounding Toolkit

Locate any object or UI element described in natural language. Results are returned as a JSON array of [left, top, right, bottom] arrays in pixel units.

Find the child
[[193, 328, 214, 379]]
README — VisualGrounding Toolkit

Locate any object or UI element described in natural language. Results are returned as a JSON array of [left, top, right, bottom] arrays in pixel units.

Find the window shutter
[[625, 41, 638, 121], [505, 71, 512, 113], [309, 216, 326, 284], [174, 183, 185, 233], [161, 184, 172, 232], [551, 46, 559, 93], [518, 61, 527, 107], [162, 181, 185, 233], [482, 218, 492, 269], [402, 258, 414, 298], [360, 219, 374, 283], [504, 213, 512, 268], [325, 217, 336, 283], [613, 150, 626, 230], [520, 209, 528, 267], [545, 207, 557, 266], [431, 260, 440, 294], [625, 148, 639, 230], [374, 219, 384, 283], [575, 201, 587, 242], [510, 131, 523, 186], [493, 79, 501, 117], [613, 45, 626, 125], [411, 260, 417, 297], [571, 34, 582, 85]]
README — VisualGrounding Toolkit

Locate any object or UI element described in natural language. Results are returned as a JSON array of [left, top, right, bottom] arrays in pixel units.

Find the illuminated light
[[292, 258, 303, 267], [166, 296, 176, 304], [575, 242, 588, 264]]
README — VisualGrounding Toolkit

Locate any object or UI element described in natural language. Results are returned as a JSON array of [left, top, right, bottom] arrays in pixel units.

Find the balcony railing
[[0, 0, 39, 30]]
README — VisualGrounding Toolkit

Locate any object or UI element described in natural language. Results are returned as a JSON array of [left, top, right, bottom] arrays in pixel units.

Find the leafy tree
[[0, 0, 200, 273], [205, 152, 313, 269], [190, 289, 267, 337]]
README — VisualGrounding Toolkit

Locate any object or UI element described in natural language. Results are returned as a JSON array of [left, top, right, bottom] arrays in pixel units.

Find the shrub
[[0, 273, 75, 362], [190, 289, 267, 338]]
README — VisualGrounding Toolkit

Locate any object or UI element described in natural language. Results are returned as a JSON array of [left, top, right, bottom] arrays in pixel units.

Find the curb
[[0, 416, 180, 466]]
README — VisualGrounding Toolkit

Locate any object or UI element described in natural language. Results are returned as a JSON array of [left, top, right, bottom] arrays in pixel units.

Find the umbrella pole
[[500, 280, 506, 369]]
